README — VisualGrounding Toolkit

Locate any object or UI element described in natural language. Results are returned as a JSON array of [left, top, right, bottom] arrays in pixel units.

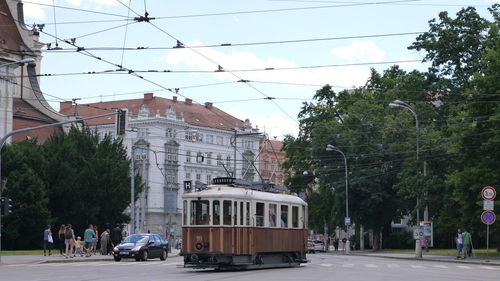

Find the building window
[[186, 173, 191, 179], [217, 154, 222, 166], [207, 152, 212, 165], [206, 174, 212, 183], [166, 148, 177, 161], [166, 128, 176, 138], [186, 151, 191, 162], [226, 155, 231, 167], [196, 152, 204, 163], [196, 174, 201, 181], [216, 136, 223, 145], [207, 135, 214, 144]]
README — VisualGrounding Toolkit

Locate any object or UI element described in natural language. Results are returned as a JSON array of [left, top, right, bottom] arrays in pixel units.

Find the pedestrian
[[84, 224, 95, 257], [64, 224, 76, 258], [462, 228, 473, 258], [333, 237, 339, 251], [100, 229, 111, 255], [74, 236, 84, 257], [43, 225, 53, 256], [111, 224, 123, 247], [341, 237, 347, 251], [91, 225, 99, 255], [57, 224, 66, 255], [455, 228, 463, 259]]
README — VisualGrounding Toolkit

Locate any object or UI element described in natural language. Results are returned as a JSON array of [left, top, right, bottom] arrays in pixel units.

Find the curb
[[350, 253, 500, 266]]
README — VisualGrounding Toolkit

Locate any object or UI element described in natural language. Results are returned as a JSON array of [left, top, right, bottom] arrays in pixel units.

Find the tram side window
[[240, 202, 244, 225], [234, 201, 238, 225], [269, 204, 277, 227], [183, 200, 187, 225], [256, 202, 264, 226], [303, 205, 307, 228], [246, 202, 250, 226], [223, 200, 232, 225], [190, 200, 210, 225], [280, 205, 288, 228], [292, 206, 299, 228], [213, 200, 220, 225]]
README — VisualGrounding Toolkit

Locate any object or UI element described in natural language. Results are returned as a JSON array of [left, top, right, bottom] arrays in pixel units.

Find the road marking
[[161, 262, 182, 266], [319, 263, 333, 267], [365, 264, 377, 268], [456, 265, 472, 269], [433, 265, 448, 269], [411, 265, 425, 269], [478, 266, 499, 270], [387, 263, 400, 268], [342, 263, 354, 268]]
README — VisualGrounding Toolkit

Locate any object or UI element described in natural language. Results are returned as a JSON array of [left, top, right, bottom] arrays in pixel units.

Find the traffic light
[[1, 197, 12, 217], [116, 109, 128, 135]]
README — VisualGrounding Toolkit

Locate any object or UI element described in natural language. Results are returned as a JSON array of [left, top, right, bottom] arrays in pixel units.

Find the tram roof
[[182, 185, 307, 206]]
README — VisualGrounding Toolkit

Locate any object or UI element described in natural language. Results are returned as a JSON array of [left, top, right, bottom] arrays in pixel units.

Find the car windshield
[[122, 234, 149, 243]]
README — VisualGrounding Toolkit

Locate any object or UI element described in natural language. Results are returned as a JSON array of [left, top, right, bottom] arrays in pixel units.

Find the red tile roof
[[60, 94, 244, 131]]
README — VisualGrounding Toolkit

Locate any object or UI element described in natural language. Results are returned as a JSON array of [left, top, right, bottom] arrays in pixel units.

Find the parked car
[[307, 239, 325, 253], [112, 233, 169, 261]]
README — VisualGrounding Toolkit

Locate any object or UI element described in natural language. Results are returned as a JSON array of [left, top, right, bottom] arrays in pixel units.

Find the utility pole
[[130, 144, 135, 235]]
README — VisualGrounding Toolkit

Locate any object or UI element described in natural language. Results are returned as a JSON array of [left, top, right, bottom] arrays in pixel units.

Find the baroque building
[[60, 93, 261, 239]]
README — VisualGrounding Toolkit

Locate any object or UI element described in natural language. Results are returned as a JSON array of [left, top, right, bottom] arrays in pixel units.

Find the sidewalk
[[330, 250, 500, 266], [0, 249, 181, 265]]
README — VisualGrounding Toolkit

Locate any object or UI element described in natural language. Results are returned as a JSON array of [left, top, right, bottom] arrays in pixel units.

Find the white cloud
[[331, 40, 385, 62], [64, 0, 81, 5], [23, 0, 52, 20], [227, 109, 298, 139], [166, 40, 371, 89]]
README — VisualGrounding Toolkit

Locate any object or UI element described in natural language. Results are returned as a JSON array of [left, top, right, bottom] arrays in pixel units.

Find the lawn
[[1, 250, 45, 255]]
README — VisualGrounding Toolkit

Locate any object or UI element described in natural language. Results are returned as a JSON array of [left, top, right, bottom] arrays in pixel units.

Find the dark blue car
[[112, 233, 168, 261]]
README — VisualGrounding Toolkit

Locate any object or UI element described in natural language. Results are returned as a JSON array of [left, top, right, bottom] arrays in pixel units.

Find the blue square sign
[[345, 217, 351, 226]]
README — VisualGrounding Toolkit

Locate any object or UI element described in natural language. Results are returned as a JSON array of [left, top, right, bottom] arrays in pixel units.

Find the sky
[[20, 0, 498, 139]]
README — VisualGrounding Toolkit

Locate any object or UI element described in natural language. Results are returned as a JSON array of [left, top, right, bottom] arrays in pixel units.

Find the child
[[75, 236, 84, 257]]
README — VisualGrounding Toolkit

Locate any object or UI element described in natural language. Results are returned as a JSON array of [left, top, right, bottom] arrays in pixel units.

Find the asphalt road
[[0, 253, 498, 281]]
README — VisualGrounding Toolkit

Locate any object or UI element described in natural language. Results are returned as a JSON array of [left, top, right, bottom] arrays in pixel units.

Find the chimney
[[172, 96, 177, 102], [185, 98, 192, 105], [144, 93, 153, 100], [205, 102, 213, 109], [59, 101, 73, 113]]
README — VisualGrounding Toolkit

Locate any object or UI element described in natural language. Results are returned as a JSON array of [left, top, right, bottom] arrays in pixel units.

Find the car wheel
[[113, 256, 121, 262], [160, 249, 167, 261], [142, 250, 148, 261]]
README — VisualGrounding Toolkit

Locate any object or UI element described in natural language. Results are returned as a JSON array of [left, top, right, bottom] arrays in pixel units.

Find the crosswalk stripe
[[319, 263, 333, 267], [411, 265, 425, 269], [365, 264, 377, 268], [342, 263, 354, 268], [478, 266, 499, 270], [387, 264, 400, 268], [433, 265, 448, 269], [456, 265, 472, 269]]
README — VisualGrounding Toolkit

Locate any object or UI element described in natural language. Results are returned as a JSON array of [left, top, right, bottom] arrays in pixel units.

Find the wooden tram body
[[182, 178, 308, 269]]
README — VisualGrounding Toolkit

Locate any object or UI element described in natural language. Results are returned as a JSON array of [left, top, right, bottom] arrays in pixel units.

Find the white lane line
[[319, 263, 333, 267], [478, 266, 499, 270], [433, 265, 448, 269], [161, 262, 182, 266], [387, 264, 400, 268], [411, 265, 425, 269], [365, 264, 377, 268], [456, 265, 472, 269], [342, 263, 354, 268]]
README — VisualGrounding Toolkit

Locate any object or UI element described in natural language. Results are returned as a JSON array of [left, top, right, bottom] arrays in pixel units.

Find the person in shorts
[[64, 224, 75, 258], [84, 224, 95, 257], [455, 228, 463, 259], [74, 236, 84, 256]]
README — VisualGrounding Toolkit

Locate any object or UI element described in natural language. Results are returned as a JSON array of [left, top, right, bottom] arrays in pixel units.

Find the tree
[[1, 140, 50, 250]]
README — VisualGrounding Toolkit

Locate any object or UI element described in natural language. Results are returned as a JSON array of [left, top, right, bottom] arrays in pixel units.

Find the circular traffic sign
[[481, 211, 496, 225], [481, 186, 496, 200]]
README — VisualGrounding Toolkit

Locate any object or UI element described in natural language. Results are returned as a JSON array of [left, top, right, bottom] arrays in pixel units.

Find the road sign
[[481, 211, 496, 225], [481, 186, 496, 200], [413, 227, 424, 239], [344, 217, 351, 226], [484, 200, 494, 211]]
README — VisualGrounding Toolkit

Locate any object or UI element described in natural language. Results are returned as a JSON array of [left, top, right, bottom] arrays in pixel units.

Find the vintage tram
[[182, 177, 308, 270]]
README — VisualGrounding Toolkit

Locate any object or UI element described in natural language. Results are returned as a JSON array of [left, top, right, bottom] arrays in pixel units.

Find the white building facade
[[69, 94, 260, 239]]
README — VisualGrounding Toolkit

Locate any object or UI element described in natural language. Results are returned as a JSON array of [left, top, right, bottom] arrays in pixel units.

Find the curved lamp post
[[326, 144, 350, 254], [389, 99, 424, 258]]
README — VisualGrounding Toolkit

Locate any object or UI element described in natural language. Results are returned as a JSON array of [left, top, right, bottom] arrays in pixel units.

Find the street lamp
[[0, 58, 35, 68], [326, 144, 350, 254], [389, 99, 423, 258]]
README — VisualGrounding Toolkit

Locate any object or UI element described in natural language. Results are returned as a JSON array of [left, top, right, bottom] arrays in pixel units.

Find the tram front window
[[190, 200, 210, 225]]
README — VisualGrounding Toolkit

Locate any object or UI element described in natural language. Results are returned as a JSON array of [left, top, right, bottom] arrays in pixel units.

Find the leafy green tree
[[1, 140, 50, 250]]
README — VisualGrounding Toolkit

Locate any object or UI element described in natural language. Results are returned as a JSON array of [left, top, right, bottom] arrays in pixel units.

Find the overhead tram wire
[[22, 0, 132, 18], [269, 0, 494, 8], [119, 0, 134, 68], [40, 31, 425, 52], [116, 1, 298, 123]]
